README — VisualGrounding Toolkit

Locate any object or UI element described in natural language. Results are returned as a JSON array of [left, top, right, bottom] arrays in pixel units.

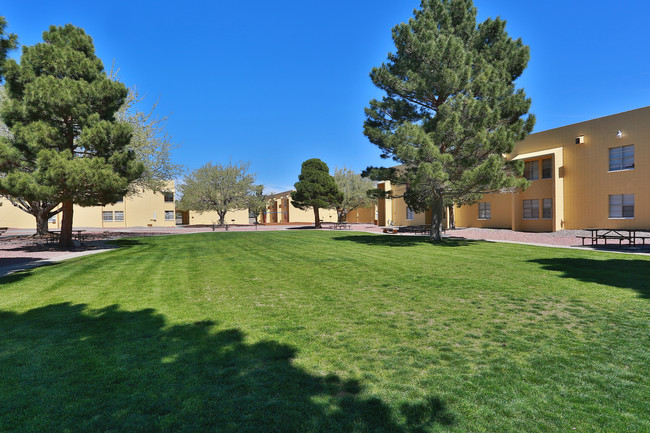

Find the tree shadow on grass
[[0, 303, 454, 432], [531, 258, 650, 299], [333, 234, 477, 248]]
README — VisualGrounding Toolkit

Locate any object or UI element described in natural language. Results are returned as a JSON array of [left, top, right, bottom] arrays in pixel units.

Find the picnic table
[[577, 229, 649, 246], [47, 229, 87, 244]]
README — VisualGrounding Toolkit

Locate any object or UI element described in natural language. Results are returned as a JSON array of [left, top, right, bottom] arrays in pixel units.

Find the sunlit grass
[[0, 231, 648, 432]]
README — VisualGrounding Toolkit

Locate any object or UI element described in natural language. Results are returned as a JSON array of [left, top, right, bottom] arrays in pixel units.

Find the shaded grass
[[0, 231, 648, 432]]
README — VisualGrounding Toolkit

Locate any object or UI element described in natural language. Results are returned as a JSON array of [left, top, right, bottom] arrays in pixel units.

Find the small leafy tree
[[364, 0, 534, 241], [333, 167, 376, 222], [291, 159, 342, 228], [246, 185, 268, 223], [115, 86, 183, 193], [177, 161, 260, 225]]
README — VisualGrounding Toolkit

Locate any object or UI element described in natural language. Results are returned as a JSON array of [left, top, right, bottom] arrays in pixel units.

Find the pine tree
[[0, 25, 143, 247], [364, 0, 534, 241], [291, 159, 342, 228]]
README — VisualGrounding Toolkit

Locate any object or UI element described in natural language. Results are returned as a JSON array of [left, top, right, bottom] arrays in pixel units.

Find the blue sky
[[3, 0, 649, 193]]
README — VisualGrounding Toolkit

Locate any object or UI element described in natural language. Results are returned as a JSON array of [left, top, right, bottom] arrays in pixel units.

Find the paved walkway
[[1, 224, 648, 277]]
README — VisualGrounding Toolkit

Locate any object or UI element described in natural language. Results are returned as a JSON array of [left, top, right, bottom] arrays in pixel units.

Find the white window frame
[[609, 194, 634, 219], [102, 211, 113, 222], [523, 199, 539, 219], [114, 211, 125, 222], [165, 210, 175, 221], [609, 145, 634, 172], [406, 207, 414, 220], [542, 198, 552, 219], [478, 202, 491, 220]]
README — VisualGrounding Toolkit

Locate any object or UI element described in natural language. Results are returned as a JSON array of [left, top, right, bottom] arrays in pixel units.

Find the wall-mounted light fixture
[[575, 135, 585, 144], [616, 130, 623, 139]]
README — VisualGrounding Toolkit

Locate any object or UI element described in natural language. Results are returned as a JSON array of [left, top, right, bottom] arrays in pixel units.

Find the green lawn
[[0, 231, 648, 432]]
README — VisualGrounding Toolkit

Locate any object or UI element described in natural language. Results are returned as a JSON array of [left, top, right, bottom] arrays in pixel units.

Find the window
[[406, 207, 414, 220], [609, 145, 634, 171], [114, 211, 124, 222], [478, 202, 491, 220], [115, 197, 124, 203], [48, 215, 57, 224], [523, 199, 539, 219], [542, 199, 552, 219], [609, 194, 634, 218], [524, 160, 539, 180], [165, 210, 175, 221], [164, 192, 174, 202], [542, 158, 552, 179], [102, 211, 113, 222]]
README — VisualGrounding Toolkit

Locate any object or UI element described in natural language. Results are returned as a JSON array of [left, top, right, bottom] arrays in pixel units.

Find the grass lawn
[[0, 231, 648, 432]]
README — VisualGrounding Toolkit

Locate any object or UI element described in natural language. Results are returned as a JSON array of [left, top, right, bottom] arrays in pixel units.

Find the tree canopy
[[291, 159, 342, 228], [115, 86, 183, 194], [363, 0, 534, 241], [0, 16, 17, 81], [177, 161, 260, 225], [333, 167, 376, 222], [0, 24, 143, 246]]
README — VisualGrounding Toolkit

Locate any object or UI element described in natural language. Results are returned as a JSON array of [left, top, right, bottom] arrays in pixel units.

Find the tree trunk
[[429, 195, 444, 242], [35, 210, 50, 236], [449, 205, 455, 229], [217, 211, 226, 225], [314, 207, 321, 228], [59, 199, 74, 248]]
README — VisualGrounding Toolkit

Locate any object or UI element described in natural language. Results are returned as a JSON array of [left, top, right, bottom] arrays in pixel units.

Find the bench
[[333, 222, 351, 230]]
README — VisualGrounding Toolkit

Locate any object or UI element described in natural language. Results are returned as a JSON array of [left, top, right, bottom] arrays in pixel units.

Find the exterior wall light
[[616, 130, 623, 139], [575, 135, 585, 144]]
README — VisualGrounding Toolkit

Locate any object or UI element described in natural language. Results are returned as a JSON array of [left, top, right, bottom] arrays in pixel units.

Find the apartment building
[[0, 187, 178, 230], [378, 106, 649, 231]]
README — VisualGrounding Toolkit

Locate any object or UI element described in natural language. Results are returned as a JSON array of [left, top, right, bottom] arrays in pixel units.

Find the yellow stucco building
[[263, 190, 377, 224], [379, 106, 650, 232], [0, 187, 178, 230]]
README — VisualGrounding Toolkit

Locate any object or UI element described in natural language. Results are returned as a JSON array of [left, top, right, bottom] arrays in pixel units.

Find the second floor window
[[164, 192, 174, 202], [609, 145, 634, 171], [524, 161, 539, 180], [542, 158, 552, 179]]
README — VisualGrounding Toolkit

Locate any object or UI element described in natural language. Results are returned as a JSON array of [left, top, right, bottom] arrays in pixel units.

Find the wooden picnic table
[[577, 229, 648, 246]]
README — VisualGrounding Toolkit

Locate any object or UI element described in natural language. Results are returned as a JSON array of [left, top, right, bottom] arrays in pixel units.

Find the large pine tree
[[0, 24, 143, 247], [291, 159, 342, 228], [364, 0, 534, 241]]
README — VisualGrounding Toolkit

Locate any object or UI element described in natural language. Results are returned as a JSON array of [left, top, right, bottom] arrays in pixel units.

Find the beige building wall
[[455, 192, 513, 229], [376, 182, 447, 227], [187, 209, 250, 225], [0, 186, 177, 229], [377, 106, 650, 232], [264, 190, 338, 223], [510, 107, 649, 230]]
